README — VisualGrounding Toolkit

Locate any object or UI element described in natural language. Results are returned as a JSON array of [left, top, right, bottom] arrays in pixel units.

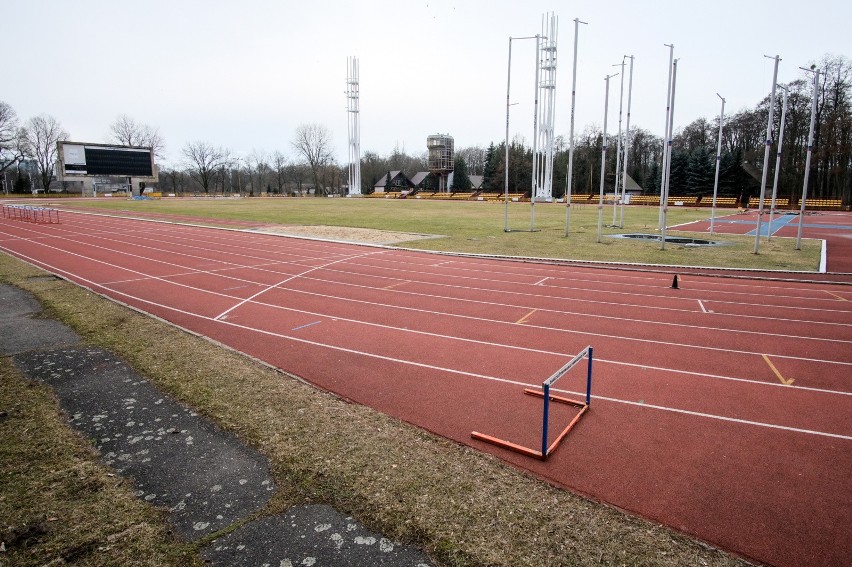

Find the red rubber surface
[[1, 207, 850, 567]]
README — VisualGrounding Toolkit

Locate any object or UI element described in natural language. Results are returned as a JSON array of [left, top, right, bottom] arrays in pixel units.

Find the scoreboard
[[60, 142, 155, 178]]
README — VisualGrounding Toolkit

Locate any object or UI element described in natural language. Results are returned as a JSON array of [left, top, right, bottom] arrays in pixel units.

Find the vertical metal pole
[[504, 38, 512, 232], [597, 73, 616, 243], [660, 59, 679, 250], [565, 18, 587, 237], [541, 382, 551, 458], [585, 346, 593, 405], [754, 54, 780, 253], [612, 58, 625, 225], [619, 56, 634, 228], [710, 94, 726, 235], [797, 68, 820, 250], [659, 45, 674, 232], [530, 34, 541, 231], [768, 86, 788, 240]]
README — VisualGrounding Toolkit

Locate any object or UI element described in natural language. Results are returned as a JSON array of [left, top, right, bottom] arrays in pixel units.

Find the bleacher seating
[[804, 198, 842, 210]]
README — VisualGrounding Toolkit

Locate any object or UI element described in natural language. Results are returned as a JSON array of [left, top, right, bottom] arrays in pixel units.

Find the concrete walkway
[[1, 283, 435, 567]]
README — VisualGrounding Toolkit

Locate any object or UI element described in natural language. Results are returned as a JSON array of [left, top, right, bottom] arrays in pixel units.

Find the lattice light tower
[[427, 134, 454, 193], [346, 56, 362, 196], [534, 13, 558, 202]]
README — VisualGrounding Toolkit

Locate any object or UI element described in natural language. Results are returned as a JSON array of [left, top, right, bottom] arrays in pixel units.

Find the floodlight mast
[[535, 13, 558, 203], [597, 72, 618, 243], [754, 54, 781, 254], [612, 58, 626, 226], [619, 55, 634, 228], [768, 86, 789, 239], [346, 56, 362, 196], [710, 93, 726, 235], [660, 58, 679, 250], [659, 45, 674, 234], [796, 66, 820, 250], [564, 17, 587, 237]]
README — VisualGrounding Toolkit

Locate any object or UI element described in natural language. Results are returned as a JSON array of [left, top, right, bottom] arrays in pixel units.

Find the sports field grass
[[55, 197, 822, 271]]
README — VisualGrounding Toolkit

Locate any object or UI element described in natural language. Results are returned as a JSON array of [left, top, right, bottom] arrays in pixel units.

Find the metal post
[[710, 93, 726, 235], [768, 86, 788, 240], [619, 56, 634, 228], [660, 59, 679, 250], [504, 37, 512, 232], [754, 54, 781, 253], [597, 73, 617, 243], [530, 34, 541, 231], [797, 67, 820, 250], [585, 346, 593, 405], [565, 18, 587, 237], [541, 382, 551, 457], [612, 58, 626, 225], [659, 45, 674, 232]]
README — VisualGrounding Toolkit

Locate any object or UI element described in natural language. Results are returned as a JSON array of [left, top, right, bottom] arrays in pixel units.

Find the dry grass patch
[[0, 252, 754, 567], [0, 360, 197, 566]]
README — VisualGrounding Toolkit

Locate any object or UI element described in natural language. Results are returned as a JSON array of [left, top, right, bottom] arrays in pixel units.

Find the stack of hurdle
[[472, 346, 593, 461], [1, 204, 61, 224]]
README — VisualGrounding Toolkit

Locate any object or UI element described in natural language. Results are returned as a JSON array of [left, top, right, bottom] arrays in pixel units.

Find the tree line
[[2, 54, 848, 204]]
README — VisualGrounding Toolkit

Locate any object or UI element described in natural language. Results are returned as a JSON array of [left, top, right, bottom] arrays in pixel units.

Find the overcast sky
[[3, 0, 850, 167]]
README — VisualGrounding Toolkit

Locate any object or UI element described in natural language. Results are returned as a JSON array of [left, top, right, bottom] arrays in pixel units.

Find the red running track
[[1, 209, 851, 567]]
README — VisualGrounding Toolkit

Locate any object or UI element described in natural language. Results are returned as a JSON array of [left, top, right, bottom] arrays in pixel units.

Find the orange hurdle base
[[470, 390, 590, 461]]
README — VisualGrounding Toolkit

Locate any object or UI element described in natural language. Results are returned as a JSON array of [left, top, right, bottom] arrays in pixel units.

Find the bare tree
[[272, 151, 289, 194], [0, 102, 23, 180], [291, 123, 333, 195], [109, 114, 166, 159], [19, 114, 69, 192], [182, 141, 230, 194], [246, 150, 270, 196]]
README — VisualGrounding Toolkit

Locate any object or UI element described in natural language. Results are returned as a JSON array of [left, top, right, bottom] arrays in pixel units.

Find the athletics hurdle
[[472, 346, 593, 461], [1, 204, 60, 224]]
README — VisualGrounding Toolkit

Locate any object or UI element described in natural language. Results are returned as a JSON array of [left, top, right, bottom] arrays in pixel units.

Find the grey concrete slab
[[13, 347, 275, 540], [0, 283, 80, 355], [201, 504, 435, 567]]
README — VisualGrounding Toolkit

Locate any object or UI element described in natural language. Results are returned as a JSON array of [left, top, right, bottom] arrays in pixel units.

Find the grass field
[[52, 197, 822, 271]]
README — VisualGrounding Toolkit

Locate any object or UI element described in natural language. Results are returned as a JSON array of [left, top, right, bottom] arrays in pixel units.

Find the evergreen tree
[[384, 171, 392, 191], [686, 146, 714, 195], [451, 156, 472, 191], [482, 142, 498, 191], [667, 151, 689, 195]]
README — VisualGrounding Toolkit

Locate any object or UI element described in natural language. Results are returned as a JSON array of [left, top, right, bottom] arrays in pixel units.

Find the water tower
[[427, 134, 454, 193]]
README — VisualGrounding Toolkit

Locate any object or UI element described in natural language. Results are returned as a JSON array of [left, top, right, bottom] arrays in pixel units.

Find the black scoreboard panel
[[83, 147, 153, 177]]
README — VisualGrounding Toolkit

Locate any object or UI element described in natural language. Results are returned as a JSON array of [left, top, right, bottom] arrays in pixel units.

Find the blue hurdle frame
[[471, 346, 593, 461]]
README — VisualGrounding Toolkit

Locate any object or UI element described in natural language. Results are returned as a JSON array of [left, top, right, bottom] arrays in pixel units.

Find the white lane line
[[534, 277, 550, 285], [2, 232, 850, 370], [5, 239, 851, 400], [213, 249, 386, 321], [698, 299, 711, 313], [8, 249, 849, 442], [27, 217, 850, 323]]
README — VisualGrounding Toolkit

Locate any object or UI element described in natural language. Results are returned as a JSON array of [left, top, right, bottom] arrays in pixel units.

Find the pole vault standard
[[504, 34, 540, 233], [796, 66, 820, 250], [564, 17, 587, 237], [768, 86, 789, 239], [618, 55, 634, 228], [597, 72, 618, 243], [346, 56, 362, 196], [754, 54, 781, 254], [658, 45, 674, 234], [660, 59, 679, 250], [611, 58, 626, 226], [710, 93, 726, 235]]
